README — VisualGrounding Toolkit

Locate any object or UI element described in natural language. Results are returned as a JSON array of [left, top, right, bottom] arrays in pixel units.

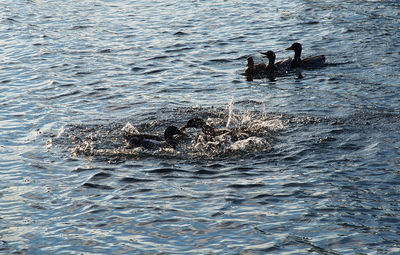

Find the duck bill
[[179, 125, 188, 132], [286, 46, 293, 50]]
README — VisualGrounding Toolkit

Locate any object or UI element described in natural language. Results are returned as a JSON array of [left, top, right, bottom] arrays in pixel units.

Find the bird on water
[[181, 117, 249, 142], [244, 56, 268, 79], [123, 125, 187, 150], [286, 42, 326, 69]]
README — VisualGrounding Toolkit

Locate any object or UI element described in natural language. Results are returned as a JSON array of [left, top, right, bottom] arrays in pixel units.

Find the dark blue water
[[1, 0, 400, 254]]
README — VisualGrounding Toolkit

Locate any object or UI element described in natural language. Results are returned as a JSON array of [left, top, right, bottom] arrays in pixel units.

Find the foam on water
[[2, 0, 400, 253], [52, 102, 286, 159]]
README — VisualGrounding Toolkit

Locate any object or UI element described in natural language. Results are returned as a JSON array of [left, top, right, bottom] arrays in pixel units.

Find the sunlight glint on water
[[0, 0, 399, 254]]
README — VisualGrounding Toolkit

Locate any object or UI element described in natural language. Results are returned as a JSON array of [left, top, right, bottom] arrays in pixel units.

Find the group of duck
[[244, 42, 326, 80], [122, 43, 326, 151], [122, 117, 247, 150]]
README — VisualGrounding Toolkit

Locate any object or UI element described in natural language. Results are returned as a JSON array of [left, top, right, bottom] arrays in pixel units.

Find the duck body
[[181, 118, 249, 142], [244, 57, 268, 78], [302, 55, 326, 69], [274, 58, 292, 72], [180, 118, 229, 137], [124, 134, 165, 150], [260, 50, 291, 80], [264, 51, 277, 81], [286, 42, 326, 70], [123, 126, 186, 150]]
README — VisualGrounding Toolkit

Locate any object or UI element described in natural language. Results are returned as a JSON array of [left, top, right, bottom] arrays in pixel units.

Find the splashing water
[[225, 97, 235, 129], [51, 103, 286, 159]]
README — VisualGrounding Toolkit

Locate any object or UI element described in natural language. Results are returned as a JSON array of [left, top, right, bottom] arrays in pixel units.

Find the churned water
[[1, 0, 400, 254]]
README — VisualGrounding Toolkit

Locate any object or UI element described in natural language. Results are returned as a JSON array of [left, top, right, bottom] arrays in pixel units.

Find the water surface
[[1, 0, 400, 254]]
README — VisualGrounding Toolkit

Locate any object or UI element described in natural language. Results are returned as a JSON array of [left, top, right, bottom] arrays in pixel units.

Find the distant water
[[1, 0, 400, 254]]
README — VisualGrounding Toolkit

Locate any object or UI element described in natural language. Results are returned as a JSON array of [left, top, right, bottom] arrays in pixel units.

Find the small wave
[[203, 58, 233, 66], [89, 172, 112, 181], [82, 182, 114, 190], [119, 177, 154, 183], [74, 71, 92, 76], [48, 90, 81, 100], [228, 183, 265, 189], [98, 49, 112, 53], [131, 66, 146, 72], [299, 21, 320, 25], [194, 169, 218, 175], [147, 168, 187, 174], [210, 58, 233, 63], [144, 68, 168, 74], [173, 31, 188, 36], [70, 25, 92, 30], [282, 182, 313, 188], [164, 46, 194, 53], [148, 55, 169, 60], [2, 17, 19, 23]]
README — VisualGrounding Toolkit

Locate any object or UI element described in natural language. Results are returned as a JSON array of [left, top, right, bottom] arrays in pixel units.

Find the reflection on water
[[1, 0, 400, 254]]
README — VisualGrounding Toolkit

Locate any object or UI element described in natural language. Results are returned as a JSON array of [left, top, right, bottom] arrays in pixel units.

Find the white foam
[[247, 118, 286, 133], [229, 137, 271, 152], [121, 122, 140, 135]]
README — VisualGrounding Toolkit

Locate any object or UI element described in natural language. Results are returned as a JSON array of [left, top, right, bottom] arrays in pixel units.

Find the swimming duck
[[180, 118, 227, 136], [181, 118, 249, 141], [260, 50, 291, 75], [260, 50, 292, 80], [244, 57, 267, 78], [286, 42, 326, 70], [123, 126, 187, 150], [262, 51, 277, 81]]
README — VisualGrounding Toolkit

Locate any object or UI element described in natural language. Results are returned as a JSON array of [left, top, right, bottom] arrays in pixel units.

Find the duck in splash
[[122, 125, 187, 150]]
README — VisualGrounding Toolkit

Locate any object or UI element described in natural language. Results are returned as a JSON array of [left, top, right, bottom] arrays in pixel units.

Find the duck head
[[180, 118, 207, 131], [264, 50, 276, 64], [164, 126, 187, 141], [246, 57, 254, 68], [286, 43, 302, 58]]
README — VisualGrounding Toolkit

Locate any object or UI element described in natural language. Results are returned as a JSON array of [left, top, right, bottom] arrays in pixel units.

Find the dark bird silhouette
[[260, 50, 292, 80], [123, 126, 187, 150], [244, 56, 268, 78], [286, 42, 326, 69], [181, 118, 249, 142]]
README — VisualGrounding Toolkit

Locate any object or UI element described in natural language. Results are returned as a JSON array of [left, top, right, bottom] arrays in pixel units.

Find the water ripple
[[1, 0, 400, 254]]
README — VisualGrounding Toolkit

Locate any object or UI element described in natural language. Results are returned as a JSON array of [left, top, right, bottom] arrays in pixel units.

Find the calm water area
[[1, 0, 400, 254]]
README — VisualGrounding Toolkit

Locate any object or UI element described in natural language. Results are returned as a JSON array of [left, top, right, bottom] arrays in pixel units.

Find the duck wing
[[123, 133, 162, 141], [302, 55, 326, 69], [254, 63, 267, 73], [274, 58, 292, 74], [124, 134, 165, 149], [244, 63, 267, 78], [244, 65, 254, 76]]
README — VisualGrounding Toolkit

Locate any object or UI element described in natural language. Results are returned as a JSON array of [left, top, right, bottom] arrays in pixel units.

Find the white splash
[[247, 118, 286, 133], [186, 100, 285, 156], [121, 122, 140, 136], [225, 96, 235, 129], [56, 125, 65, 138], [229, 137, 271, 152]]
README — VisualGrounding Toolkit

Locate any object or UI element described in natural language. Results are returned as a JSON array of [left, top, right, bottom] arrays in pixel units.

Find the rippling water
[[1, 0, 400, 254]]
